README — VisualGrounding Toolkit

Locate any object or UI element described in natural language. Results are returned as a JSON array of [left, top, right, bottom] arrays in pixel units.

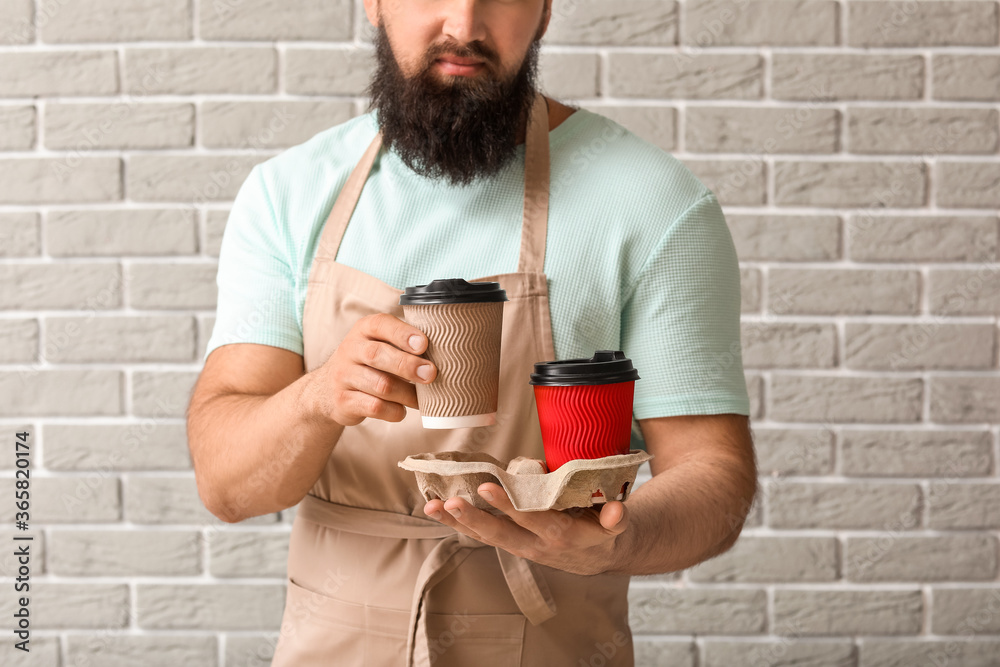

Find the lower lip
[[435, 59, 485, 76]]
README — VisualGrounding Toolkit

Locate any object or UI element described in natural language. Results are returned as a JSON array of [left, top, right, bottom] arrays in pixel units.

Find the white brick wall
[[0, 1, 998, 665]]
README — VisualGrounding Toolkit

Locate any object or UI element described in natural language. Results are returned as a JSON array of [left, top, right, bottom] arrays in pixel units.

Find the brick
[[842, 430, 994, 478], [849, 215, 998, 262], [48, 208, 198, 256], [44, 423, 193, 471], [767, 481, 922, 529], [634, 640, 693, 667], [198, 315, 217, 359], [846, 534, 997, 583], [741, 322, 837, 369], [225, 635, 279, 667], [848, 1, 999, 47], [686, 106, 839, 154], [204, 209, 229, 256], [128, 154, 269, 202], [684, 0, 838, 46], [285, 48, 374, 95], [539, 51, 600, 99], [928, 483, 1000, 529], [929, 268, 1000, 316], [20, 476, 121, 522], [0, 212, 40, 256], [49, 530, 201, 576], [935, 162, 1000, 208], [728, 215, 841, 261], [745, 373, 763, 420], [0, 370, 122, 417], [0, 51, 118, 97], [845, 323, 996, 370], [0, 319, 38, 363], [584, 105, 676, 152], [861, 640, 1000, 667], [702, 641, 856, 667], [0, 263, 122, 310], [848, 107, 999, 155], [741, 267, 761, 313], [0, 105, 35, 150], [66, 636, 217, 667], [547, 0, 677, 45], [681, 159, 765, 206], [6, 638, 57, 666], [45, 102, 194, 150], [608, 53, 763, 99], [42, 0, 191, 42], [774, 589, 923, 636], [199, 0, 351, 40], [931, 377, 1000, 423], [771, 268, 920, 316], [770, 375, 924, 423], [45, 316, 197, 363], [201, 100, 353, 149], [0, 0, 34, 44], [132, 371, 199, 417], [210, 530, 290, 577], [772, 54, 924, 101], [138, 584, 286, 629], [0, 157, 122, 204], [0, 529, 44, 577], [628, 585, 766, 634], [128, 263, 218, 309], [753, 427, 835, 476], [688, 536, 838, 583], [0, 583, 129, 629], [932, 588, 1000, 635], [774, 160, 926, 208], [934, 54, 1000, 101], [124, 47, 276, 94]]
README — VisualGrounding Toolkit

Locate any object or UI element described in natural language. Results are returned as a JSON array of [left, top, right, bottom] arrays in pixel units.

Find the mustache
[[422, 41, 499, 70]]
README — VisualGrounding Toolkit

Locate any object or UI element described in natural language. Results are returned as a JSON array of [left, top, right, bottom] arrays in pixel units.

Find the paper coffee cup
[[528, 350, 640, 471], [400, 279, 507, 429]]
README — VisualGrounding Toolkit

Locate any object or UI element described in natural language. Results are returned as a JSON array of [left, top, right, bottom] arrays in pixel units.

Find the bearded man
[[188, 1, 757, 665]]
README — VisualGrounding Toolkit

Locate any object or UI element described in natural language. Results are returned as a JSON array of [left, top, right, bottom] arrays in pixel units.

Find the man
[[187, 0, 757, 664]]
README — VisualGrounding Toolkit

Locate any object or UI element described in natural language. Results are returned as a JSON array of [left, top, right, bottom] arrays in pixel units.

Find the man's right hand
[[308, 313, 437, 426]]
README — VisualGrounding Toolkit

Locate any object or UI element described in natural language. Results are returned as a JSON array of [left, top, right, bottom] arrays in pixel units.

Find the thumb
[[600, 500, 629, 534]]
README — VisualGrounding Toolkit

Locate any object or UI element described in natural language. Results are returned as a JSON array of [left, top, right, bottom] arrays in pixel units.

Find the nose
[[440, 0, 487, 46]]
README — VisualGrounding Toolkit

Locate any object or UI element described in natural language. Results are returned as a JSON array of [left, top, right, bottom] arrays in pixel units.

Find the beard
[[366, 19, 543, 187]]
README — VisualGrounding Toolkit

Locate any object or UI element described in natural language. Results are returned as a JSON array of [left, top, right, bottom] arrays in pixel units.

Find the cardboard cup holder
[[398, 449, 653, 513]]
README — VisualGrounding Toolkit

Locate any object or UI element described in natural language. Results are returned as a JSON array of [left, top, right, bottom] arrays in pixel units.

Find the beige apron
[[270, 92, 634, 667]]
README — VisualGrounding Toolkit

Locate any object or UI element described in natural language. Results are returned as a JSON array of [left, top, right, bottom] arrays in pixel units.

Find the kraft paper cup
[[529, 350, 640, 471], [400, 279, 507, 429]]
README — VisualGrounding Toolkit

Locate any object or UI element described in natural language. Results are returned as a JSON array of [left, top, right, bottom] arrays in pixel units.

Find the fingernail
[[447, 507, 462, 518], [409, 334, 424, 351], [479, 489, 493, 502], [417, 365, 432, 381], [428, 511, 441, 520]]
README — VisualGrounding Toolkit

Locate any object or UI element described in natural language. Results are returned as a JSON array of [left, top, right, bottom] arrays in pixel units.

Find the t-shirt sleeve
[[203, 165, 303, 361], [621, 190, 750, 420]]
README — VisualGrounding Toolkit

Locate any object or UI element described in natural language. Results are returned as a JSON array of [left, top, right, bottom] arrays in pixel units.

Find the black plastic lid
[[529, 350, 640, 386], [399, 278, 508, 305]]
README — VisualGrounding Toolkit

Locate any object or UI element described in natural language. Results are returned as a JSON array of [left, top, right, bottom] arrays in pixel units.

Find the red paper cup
[[529, 351, 640, 471]]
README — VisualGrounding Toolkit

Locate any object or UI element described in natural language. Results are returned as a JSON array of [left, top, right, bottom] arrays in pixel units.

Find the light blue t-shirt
[[206, 107, 751, 437]]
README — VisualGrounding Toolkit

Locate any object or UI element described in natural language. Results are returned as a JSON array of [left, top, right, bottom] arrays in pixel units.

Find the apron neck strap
[[316, 90, 551, 275]]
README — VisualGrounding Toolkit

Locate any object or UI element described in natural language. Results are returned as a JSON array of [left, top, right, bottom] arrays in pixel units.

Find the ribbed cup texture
[[533, 381, 635, 470], [402, 302, 504, 418]]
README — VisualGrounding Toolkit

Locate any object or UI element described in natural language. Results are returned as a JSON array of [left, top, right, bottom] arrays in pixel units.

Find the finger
[[352, 365, 419, 410], [344, 389, 407, 422], [441, 496, 538, 553], [424, 498, 486, 543], [354, 337, 436, 386], [364, 313, 429, 356], [476, 482, 564, 537], [599, 500, 629, 535]]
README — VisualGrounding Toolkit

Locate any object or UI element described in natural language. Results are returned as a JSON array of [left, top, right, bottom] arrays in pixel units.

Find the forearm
[[605, 452, 758, 576], [187, 373, 344, 522]]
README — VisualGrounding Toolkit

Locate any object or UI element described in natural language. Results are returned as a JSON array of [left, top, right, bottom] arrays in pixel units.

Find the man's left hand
[[423, 482, 629, 576]]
